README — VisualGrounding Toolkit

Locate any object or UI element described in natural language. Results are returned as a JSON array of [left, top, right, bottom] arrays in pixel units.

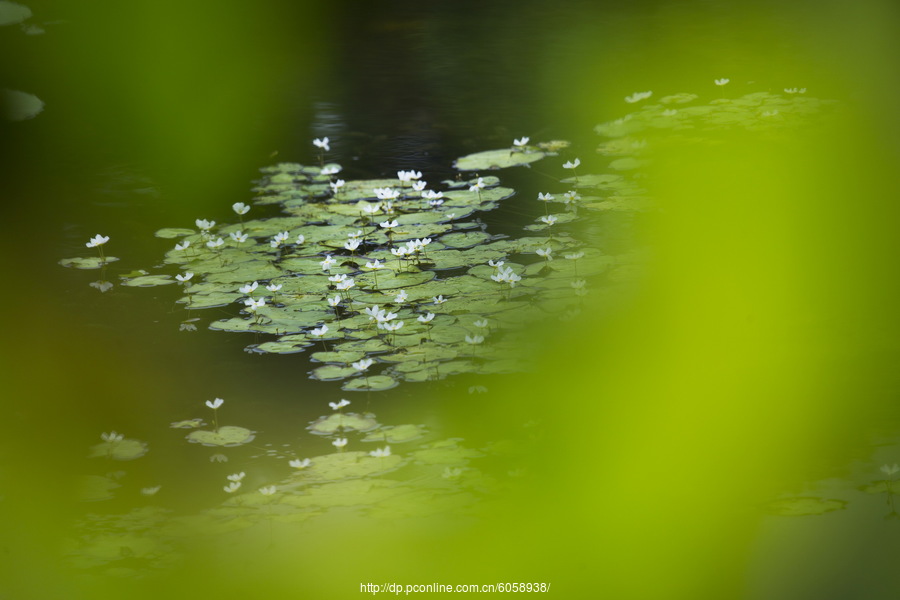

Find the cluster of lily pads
[[76, 137, 628, 391], [73, 392, 514, 575]]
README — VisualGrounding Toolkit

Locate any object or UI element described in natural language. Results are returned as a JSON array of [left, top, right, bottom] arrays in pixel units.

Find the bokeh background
[[2, 0, 900, 598]]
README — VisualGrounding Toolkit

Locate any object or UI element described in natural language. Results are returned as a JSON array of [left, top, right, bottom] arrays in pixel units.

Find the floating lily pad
[[170, 419, 205, 429], [307, 412, 380, 434], [186, 426, 255, 447], [362, 424, 426, 444], [59, 256, 120, 270], [342, 375, 398, 392], [764, 497, 847, 516], [154, 228, 196, 239], [454, 148, 547, 171], [89, 439, 149, 461], [122, 275, 176, 287], [77, 475, 120, 502]]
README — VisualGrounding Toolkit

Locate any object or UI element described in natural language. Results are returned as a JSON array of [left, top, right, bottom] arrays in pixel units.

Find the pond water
[[3, 0, 900, 598]]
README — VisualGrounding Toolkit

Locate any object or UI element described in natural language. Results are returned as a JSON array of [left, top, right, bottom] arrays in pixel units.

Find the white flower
[[391, 246, 409, 258], [468, 177, 485, 192], [361, 202, 381, 215], [320, 255, 336, 270], [227, 472, 246, 482], [352, 358, 374, 371], [344, 238, 361, 251], [332, 437, 348, 449], [374, 187, 400, 201], [562, 190, 580, 204], [540, 215, 558, 226], [176, 272, 194, 283], [271, 231, 290, 245], [473, 319, 488, 328], [101, 431, 124, 443], [365, 305, 383, 321], [432, 295, 446, 304], [468, 386, 488, 394], [571, 279, 587, 289], [422, 190, 443, 200], [141, 486, 161, 496], [239, 281, 259, 294], [232, 202, 250, 215], [206, 238, 224, 249], [565, 251, 585, 260], [562, 158, 580, 169], [394, 289, 408, 303], [380, 220, 399, 229], [290, 458, 311, 469], [347, 229, 363, 239], [179, 322, 197, 331], [428, 198, 445, 207], [381, 320, 404, 332], [369, 446, 391, 458], [295, 234, 305, 244], [86, 234, 110, 248], [365, 259, 383, 269], [412, 180, 427, 192], [465, 335, 484, 344], [488, 259, 505, 268], [245, 297, 266, 311], [174, 240, 190, 251], [266, 283, 282, 293], [538, 192, 554, 202], [417, 312, 435, 323], [881, 464, 900, 476], [335, 278, 355, 291], [374, 310, 398, 324], [195, 219, 215, 231], [230, 231, 248, 243], [446, 213, 456, 220], [624, 91, 652, 103], [327, 295, 341, 307], [313, 137, 330, 151], [310, 324, 329, 337], [329, 273, 347, 283], [714, 78, 730, 86], [210, 454, 228, 463], [259, 485, 277, 496], [206, 398, 224, 410], [224, 481, 242, 493], [536, 247, 553, 261], [407, 170, 422, 180], [784, 87, 798, 94], [513, 137, 529, 147], [321, 165, 341, 175], [329, 399, 350, 410], [330, 179, 345, 193]]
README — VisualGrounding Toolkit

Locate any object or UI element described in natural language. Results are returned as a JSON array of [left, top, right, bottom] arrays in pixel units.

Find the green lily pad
[[362, 424, 426, 444], [410, 439, 484, 465], [154, 228, 196, 239], [342, 375, 398, 392], [454, 148, 547, 171], [77, 475, 120, 502], [59, 256, 120, 270], [186, 426, 255, 447], [89, 438, 149, 461], [169, 419, 205, 429], [307, 412, 380, 434], [764, 497, 847, 516], [122, 275, 177, 287]]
